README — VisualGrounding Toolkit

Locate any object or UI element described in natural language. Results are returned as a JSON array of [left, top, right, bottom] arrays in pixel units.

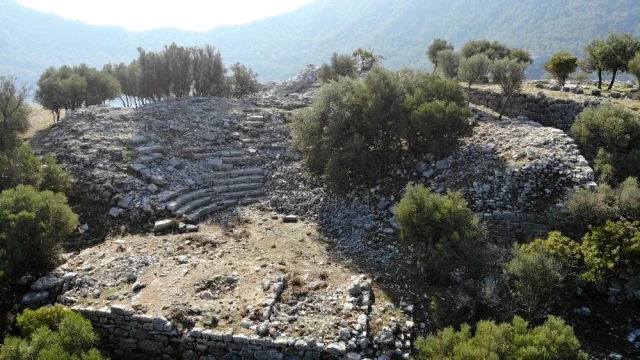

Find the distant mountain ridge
[[1, 0, 639, 87]]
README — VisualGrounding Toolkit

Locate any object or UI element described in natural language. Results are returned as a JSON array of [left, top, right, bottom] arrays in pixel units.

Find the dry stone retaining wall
[[467, 88, 601, 131], [73, 305, 354, 360]]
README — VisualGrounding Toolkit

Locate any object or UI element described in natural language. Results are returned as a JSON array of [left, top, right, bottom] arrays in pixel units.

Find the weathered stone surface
[[21, 291, 49, 305], [31, 276, 64, 291], [154, 219, 175, 232]]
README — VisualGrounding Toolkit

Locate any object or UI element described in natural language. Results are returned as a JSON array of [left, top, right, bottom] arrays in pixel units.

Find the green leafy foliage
[[291, 69, 469, 191], [461, 40, 510, 61], [427, 39, 454, 72], [490, 58, 526, 120], [0, 77, 30, 153], [600, 32, 640, 90], [0, 305, 106, 360], [414, 315, 587, 360], [568, 184, 618, 227], [506, 233, 578, 319], [435, 50, 461, 79], [581, 221, 640, 282], [352, 48, 384, 72], [403, 74, 471, 157], [228, 62, 261, 98], [393, 184, 485, 279], [0, 185, 78, 280], [570, 103, 640, 185], [458, 54, 491, 89], [0, 145, 71, 193], [35, 65, 120, 122], [192, 45, 227, 97], [544, 52, 578, 86], [291, 68, 401, 191], [317, 52, 357, 83], [629, 52, 640, 90]]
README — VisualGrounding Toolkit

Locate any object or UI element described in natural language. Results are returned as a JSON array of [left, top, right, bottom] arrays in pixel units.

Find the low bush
[[568, 178, 640, 228], [394, 184, 485, 279], [0, 144, 71, 193], [506, 232, 579, 319], [0, 305, 105, 360], [0, 185, 78, 280], [317, 52, 357, 83], [581, 220, 640, 282], [570, 103, 640, 185], [414, 315, 587, 360]]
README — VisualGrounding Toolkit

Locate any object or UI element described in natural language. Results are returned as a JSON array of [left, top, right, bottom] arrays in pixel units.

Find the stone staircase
[[141, 113, 271, 226]]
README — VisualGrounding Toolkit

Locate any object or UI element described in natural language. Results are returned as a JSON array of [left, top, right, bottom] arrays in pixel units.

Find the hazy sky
[[16, 0, 316, 31]]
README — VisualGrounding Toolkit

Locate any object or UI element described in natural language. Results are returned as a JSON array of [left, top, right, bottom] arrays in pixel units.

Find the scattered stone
[[21, 291, 49, 305], [591, 88, 602, 96], [154, 219, 175, 232], [109, 207, 124, 218], [610, 91, 621, 98], [283, 215, 299, 223], [574, 307, 591, 316], [199, 291, 214, 300], [31, 276, 64, 291]]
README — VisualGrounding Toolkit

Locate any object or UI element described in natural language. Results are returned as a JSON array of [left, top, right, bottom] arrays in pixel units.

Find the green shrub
[[581, 220, 640, 282], [570, 103, 640, 184], [0, 185, 78, 279], [227, 62, 261, 98], [317, 53, 357, 83], [619, 177, 640, 219], [568, 178, 640, 228], [0, 145, 71, 193], [435, 49, 461, 79], [40, 154, 72, 194], [394, 184, 485, 278], [568, 183, 617, 227], [0, 305, 105, 360], [414, 316, 587, 360], [291, 68, 403, 191], [506, 233, 578, 319], [403, 74, 471, 157], [292, 68, 470, 191]]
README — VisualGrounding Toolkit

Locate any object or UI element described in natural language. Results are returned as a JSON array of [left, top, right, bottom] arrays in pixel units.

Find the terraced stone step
[[191, 150, 248, 160], [184, 199, 238, 222], [210, 175, 264, 186], [159, 187, 190, 202], [136, 145, 165, 155], [166, 183, 263, 211], [173, 189, 265, 216], [198, 168, 264, 181]]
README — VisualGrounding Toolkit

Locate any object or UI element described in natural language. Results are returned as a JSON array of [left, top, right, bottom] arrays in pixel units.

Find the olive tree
[[0, 76, 30, 152], [544, 52, 578, 86], [427, 38, 454, 72], [491, 58, 526, 120], [458, 54, 491, 90], [435, 50, 461, 79]]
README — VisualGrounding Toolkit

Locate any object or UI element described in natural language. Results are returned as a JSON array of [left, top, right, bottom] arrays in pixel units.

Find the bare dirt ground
[[57, 205, 408, 343], [22, 104, 61, 142]]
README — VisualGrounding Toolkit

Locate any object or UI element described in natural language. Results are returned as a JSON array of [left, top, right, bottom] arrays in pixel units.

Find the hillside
[[2, 0, 640, 86]]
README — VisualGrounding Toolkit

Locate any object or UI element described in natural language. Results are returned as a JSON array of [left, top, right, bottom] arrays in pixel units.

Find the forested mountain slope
[[1, 0, 639, 85]]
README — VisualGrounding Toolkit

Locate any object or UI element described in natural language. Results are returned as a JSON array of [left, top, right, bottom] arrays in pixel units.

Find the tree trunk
[[607, 69, 618, 91], [498, 94, 512, 120], [119, 97, 126, 107], [597, 70, 603, 89]]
